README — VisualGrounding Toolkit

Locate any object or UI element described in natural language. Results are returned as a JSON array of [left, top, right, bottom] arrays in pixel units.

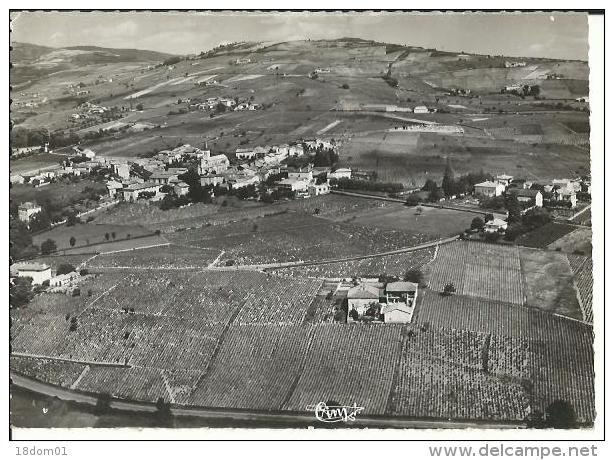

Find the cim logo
[[307, 401, 365, 423]]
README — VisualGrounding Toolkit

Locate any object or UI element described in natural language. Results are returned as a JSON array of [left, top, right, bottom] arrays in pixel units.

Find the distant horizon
[[10, 12, 589, 61], [11, 36, 590, 63]]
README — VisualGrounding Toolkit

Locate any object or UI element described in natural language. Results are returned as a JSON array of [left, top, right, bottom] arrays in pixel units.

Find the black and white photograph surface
[[8, 9, 602, 437]]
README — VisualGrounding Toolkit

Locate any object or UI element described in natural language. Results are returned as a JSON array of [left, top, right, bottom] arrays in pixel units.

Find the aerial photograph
[[9, 11, 595, 433]]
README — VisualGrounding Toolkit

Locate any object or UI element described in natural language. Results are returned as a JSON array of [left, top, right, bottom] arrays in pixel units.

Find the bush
[[404, 268, 424, 286], [79, 268, 89, 276], [442, 283, 456, 296], [471, 217, 485, 230], [56, 263, 75, 275], [40, 239, 57, 255]]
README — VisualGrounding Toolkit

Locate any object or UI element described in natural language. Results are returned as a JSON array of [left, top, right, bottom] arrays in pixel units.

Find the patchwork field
[[516, 222, 577, 249]]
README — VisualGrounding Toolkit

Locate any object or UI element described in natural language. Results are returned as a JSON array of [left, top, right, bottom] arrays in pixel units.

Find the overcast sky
[[10, 11, 589, 60]]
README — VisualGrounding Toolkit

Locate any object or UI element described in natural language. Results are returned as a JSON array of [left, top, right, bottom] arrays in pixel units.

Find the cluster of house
[[102, 137, 347, 203], [70, 101, 110, 120], [186, 97, 261, 112], [17, 202, 42, 224], [10, 262, 81, 288], [341, 279, 418, 323], [474, 174, 587, 210]]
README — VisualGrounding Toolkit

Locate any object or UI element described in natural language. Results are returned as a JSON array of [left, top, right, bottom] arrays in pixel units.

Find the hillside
[[10, 38, 590, 184]]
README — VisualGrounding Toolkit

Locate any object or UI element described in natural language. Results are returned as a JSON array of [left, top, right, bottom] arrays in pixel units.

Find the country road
[[10, 372, 525, 430]]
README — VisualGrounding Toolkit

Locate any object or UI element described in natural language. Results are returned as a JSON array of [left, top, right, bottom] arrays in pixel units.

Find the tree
[[470, 216, 485, 230], [341, 83, 350, 89], [29, 209, 51, 233], [9, 277, 34, 308], [405, 194, 421, 207], [348, 308, 359, 321], [69, 317, 78, 332], [505, 194, 522, 224], [442, 283, 456, 296], [111, 232, 116, 240], [136, 103, 144, 111], [428, 188, 445, 202], [94, 393, 112, 415], [404, 268, 424, 286], [40, 239, 57, 255], [155, 397, 173, 427], [441, 157, 455, 196], [105, 233, 110, 241], [69, 236, 76, 247], [65, 212, 81, 227], [56, 263, 76, 275], [545, 400, 577, 428], [422, 179, 439, 193]]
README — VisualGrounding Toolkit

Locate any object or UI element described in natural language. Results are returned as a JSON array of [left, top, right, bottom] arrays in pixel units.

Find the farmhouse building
[[174, 181, 190, 196], [235, 148, 257, 160], [150, 170, 179, 185], [200, 174, 225, 187], [347, 283, 382, 318], [474, 181, 505, 197], [121, 182, 161, 202], [554, 188, 577, 208], [287, 165, 313, 182], [106, 180, 123, 198], [308, 181, 330, 196], [18, 202, 42, 223], [113, 163, 131, 180], [484, 218, 508, 233], [12, 262, 51, 285], [413, 105, 429, 114], [328, 168, 352, 180], [513, 189, 543, 208], [496, 174, 514, 187], [10, 174, 25, 185], [382, 303, 414, 323], [277, 178, 309, 193]]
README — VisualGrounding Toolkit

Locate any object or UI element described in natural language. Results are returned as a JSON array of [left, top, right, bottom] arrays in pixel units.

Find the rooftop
[[386, 281, 418, 293], [13, 262, 50, 272]]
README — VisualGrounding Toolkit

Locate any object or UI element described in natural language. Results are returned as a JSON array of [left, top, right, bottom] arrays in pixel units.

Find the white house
[[382, 303, 414, 323], [277, 178, 309, 192], [10, 174, 25, 184], [347, 283, 381, 319], [484, 218, 508, 233], [106, 180, 123, 198], [18, 202, 42, 223], [113, 163, 131, 180], [514, 189, 544, 208], [229, 175, 260, 190], [121, 182, 161, 202], [474, 181, 506, 197], [496, 174, 514, 187], [328, 168, 352, 180], [287, 165, 313, 182], [554, 188, 577, 209], [12, 262, 52, 285], [174, 181, 190, 196], [308, 181, 330, 196], [200, 174, 225, 187], [413, 105, 429, 114], [150, 170, 179, 185], [235, 148, 257, 160]]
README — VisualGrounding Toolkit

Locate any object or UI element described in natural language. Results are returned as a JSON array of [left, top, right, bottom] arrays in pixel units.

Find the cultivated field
[[519, 248, 582, 319], [283, 323, 403, 415], [568, 255, 593, 324], [166, 211, 433, 266], [548, 227, 592, 255], [189, 324, 313, 410], [426, 241, 524, 305], [87, 244, 221, 269], [272, 248, 435, 278], [516, 222, 577, 248]]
